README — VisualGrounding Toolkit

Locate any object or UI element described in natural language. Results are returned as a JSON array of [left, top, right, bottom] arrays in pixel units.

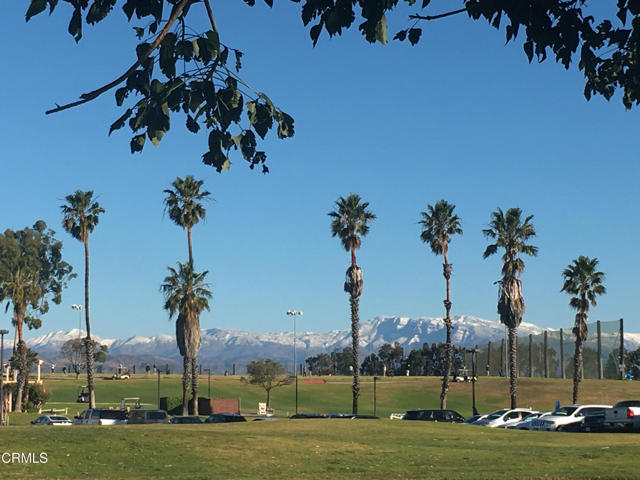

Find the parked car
[[204, 413, 246, 423], [559, 411, 608, 433], [31, 414, 72, 426], [127, 409, 170, 424], [473, 408, 536, 428], [603, 400, 640, 431], [170, 416, 203, 424], [73, 408, 128, 425], [507, 412, 551, 430], [402, 409, 465, 423], [326, 413, 379, 419], [463, 414, 487, 424], [530, 404, 612, 431]]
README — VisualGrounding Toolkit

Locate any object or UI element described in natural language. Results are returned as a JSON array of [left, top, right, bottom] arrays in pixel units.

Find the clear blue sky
[[1, 1, 638, 339]]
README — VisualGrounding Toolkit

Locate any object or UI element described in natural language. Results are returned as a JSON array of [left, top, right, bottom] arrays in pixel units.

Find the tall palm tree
[[482, 207, 537, 409], [163, 176, 211, 264], [61, 190, 105, 409], [561, 256, 605, 403], [419, 200, 462, 409], [161, 261, 212, 416], [329, 193, 375, 415]]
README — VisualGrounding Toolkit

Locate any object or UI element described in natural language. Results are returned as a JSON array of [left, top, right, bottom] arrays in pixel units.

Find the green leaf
[[277, 112, 294, 139], [68, 7, 82, 42], [130, 134, 146, 153], [408, 28, 421, 45], [186, 115, 200, 133], [109, 109, 132, 135], [523, 40, 533, 62], [86, 0, 116, 25], [133, 26, 144, 39], [310, 23, 323, 46], [115, 87, 128, 106], [26, 0, 47, 21], [159, 33, 177, 78], [375, 14, 388, 45], [206, 30, 220, 55], [393, 29, 407, 42], [234, 50, 243, 72]]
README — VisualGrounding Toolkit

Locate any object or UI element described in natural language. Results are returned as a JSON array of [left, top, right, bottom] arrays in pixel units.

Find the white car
[[530, 404, 612, 431], [31, 414, 72, 426], [507, 411, 551, 430], [473, 408, 536, 428]]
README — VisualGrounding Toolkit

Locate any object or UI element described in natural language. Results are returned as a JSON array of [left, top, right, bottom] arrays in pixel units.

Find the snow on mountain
[[16, 315, 640, 373]]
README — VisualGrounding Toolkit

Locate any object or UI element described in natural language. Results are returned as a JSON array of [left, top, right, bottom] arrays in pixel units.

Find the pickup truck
[[604, 400, 640, 430]]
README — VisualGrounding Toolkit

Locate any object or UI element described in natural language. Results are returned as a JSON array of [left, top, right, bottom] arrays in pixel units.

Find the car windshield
[[148, 412, 167, 420], [552, 406, 578, 416], [100, 410, 127, 420], [50, 416, 68, 421], [486, 409, 509, 420], [521, 413, 539, 421]]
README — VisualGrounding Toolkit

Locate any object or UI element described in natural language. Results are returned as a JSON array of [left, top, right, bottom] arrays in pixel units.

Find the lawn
[[1, 375, 638, 479], [1, 420, 638, 479]]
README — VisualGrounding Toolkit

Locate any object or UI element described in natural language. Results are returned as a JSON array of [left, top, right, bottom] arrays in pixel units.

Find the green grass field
[[1, 375, 639, 479]]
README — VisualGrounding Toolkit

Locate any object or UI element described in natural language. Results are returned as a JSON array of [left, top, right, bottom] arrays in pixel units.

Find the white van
[[73, 408, 128, 425]]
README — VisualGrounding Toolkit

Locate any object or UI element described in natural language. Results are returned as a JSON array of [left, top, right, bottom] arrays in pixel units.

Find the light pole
[[157, 369, 161, 409], [467, 345, 479, 416], [72, 304, 83, 336], [203, 368, 211, 398], [373, 376, 380, 417], [0, 329, 8, 426], [286, 309, 303, 415]]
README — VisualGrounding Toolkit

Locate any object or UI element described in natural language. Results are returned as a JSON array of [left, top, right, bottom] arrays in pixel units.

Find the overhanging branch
[[409, 7, 467, 22], [45, 0, 193, 115]]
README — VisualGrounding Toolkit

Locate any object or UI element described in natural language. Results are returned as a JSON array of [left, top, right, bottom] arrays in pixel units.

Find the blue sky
[[1, 1, 638, 339]]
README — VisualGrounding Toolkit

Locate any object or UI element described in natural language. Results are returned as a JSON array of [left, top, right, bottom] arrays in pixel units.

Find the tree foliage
[[25, 0, 294, 173], [299, 0, 640, 110], [242, 359, 292, 406], [60, 338, 109, 376]]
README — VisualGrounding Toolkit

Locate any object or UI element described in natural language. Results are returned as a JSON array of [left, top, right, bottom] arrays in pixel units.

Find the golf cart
[[111, 365, 130, 380], [76, 386, 90, 403]]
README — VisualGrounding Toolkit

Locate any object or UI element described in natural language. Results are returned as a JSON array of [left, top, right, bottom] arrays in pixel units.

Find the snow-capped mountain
[[14, 315, 640, 373]]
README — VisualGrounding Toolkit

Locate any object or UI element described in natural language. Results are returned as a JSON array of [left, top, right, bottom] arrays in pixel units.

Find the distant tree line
[[305, 342, 465, 377]]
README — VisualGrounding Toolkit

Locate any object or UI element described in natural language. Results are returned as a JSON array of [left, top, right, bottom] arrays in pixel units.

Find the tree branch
[[45, 0, 193, 115], [409, 7, 467, 22], [203, 0, 218, 34]]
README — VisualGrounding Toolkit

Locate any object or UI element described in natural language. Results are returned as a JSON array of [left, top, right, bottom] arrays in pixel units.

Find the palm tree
[[161, 261, 212, 416], [163, 176, 211, 263], [61, 190, 105, 409], [561, 256, 605, 403], [328, 193, 375, 415], [419, 200, 462, 409], [483, 207, 537, 409]]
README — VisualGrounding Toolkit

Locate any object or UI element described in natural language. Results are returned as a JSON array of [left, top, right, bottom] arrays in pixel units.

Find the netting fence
[[466, 319, 625, 380]]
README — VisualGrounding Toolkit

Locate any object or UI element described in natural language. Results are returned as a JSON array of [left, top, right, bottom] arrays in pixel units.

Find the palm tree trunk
[[573, 338, 583, 404], [187, 228, 193, 264], [14, 303, 26, 413], [266, 388, 271, 408], [84, 237, 96, 408], [440, 261, 453, 409], [191, 358, 199, 416], [508, 327, 518, 408], [14, 341, 26, 413], [182, 355, 191, 416], [349, 295, 360, 415]]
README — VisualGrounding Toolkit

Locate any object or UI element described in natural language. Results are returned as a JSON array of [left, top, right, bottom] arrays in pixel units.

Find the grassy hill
[[17, 373, 638, 421]]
